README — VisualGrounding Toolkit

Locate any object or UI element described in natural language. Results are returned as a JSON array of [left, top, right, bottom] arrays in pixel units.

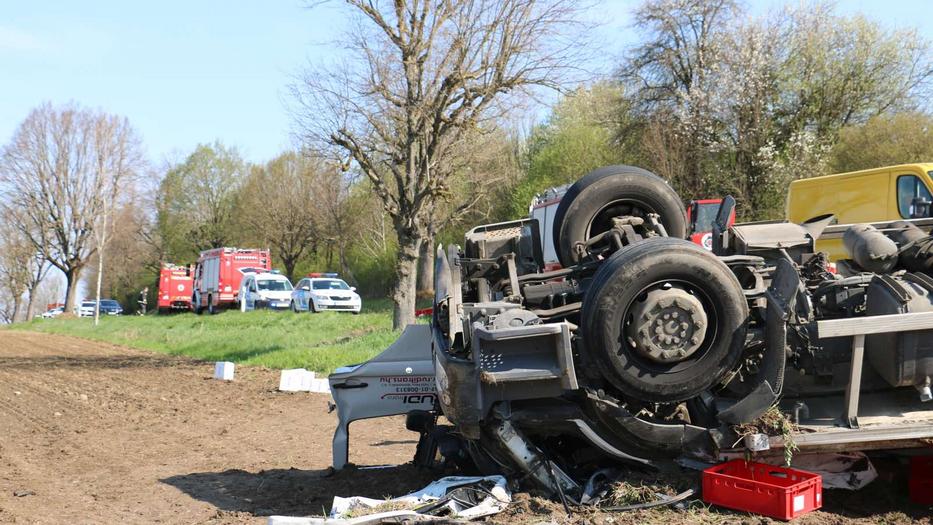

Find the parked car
[[291, 273, 361, 314], [40, 306, 64, 319], [238, 272, 293, 311], [77, 299, 123, 317]]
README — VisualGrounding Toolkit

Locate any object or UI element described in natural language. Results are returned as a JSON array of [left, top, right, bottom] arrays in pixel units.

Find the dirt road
[[0, 331, 433, 524], [0, 331, 929, 525]]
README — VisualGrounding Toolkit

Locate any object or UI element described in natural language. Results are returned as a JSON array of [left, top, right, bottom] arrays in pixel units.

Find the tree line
[[2, 0, 933, 326]]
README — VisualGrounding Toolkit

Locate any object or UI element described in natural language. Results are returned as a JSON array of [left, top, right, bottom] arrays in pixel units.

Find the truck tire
[[193, 294, 203, 315], [552, 165, 686, 266], [208, 295, 216, 315], [580, 237, 747, 403]]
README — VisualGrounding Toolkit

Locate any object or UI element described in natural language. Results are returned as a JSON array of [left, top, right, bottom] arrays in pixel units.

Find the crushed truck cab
[[327, 165, 933, 500], [426, 165, 933, 498]]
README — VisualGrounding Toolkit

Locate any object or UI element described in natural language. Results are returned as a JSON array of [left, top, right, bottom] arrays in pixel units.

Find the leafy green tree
[[157, 142, 247, 261], [237, 152, 326, 281], [830, 112, 933, 173], [623, 0, 933, 219], [509, 83, 637, 217]]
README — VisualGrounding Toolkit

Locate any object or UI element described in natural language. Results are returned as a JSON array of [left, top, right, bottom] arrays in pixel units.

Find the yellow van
[[787, 163, 933, 260]]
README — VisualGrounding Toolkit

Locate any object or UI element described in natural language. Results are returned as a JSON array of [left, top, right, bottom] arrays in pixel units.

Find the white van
[[238, 272, 293, 311]]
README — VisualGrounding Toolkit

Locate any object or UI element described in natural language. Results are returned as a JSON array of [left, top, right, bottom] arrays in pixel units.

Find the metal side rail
[[817, 311, 933, 429]]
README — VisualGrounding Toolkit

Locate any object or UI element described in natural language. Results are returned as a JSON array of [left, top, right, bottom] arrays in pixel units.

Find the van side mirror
[[301, 285, 310, 291], [350, 286, 357, 292], [911, 196, 932, 218]]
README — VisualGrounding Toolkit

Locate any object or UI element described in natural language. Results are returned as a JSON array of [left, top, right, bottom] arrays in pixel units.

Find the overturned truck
[[419, 165, 933, 495]]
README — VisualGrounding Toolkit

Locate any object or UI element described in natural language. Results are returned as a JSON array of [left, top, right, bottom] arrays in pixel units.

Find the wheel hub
[[627, 287, 708, 364]]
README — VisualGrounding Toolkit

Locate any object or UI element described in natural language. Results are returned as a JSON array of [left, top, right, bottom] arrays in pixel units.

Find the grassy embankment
[[19, 298, 404, 374]]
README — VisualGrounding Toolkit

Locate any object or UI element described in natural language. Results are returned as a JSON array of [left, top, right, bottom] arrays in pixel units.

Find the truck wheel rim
[[620, 278, 719, 373], [627, 285, 708, 364], [585, 198, 654, 242]]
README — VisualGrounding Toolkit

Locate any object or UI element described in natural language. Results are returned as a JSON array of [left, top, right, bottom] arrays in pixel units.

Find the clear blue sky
[[1, 1, 930, 166]]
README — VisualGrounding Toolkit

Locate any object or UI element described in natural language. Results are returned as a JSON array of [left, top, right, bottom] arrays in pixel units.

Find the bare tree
[[22, 249, 50, 321], [417, 128, 523, 295], [0, 227, 32, 322], [0, 103, 144, 312], [0, 208, 51, 321], [293, 0, 588, 328], [157, 142, 246, 258], [314, 164, 366, 285], [237, 152, 324, 281]]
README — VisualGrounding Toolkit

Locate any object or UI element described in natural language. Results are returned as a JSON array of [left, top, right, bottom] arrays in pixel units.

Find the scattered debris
[[279, 369, 315, 392], [213, 361, 235, 381], [13, 490, 35, 497], [732, 406, 798, 465], [720, 452, 878, 490], [267, 475, 510, 525]]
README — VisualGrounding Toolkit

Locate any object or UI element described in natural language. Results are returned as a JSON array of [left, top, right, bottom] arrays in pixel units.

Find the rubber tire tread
[[552, 165, 686, 266], [580, 237, 747, 403]]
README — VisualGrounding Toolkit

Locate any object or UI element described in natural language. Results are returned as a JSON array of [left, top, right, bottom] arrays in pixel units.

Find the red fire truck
[[686, 198, 736, 250], [157, 263, 194, 313], [192, 248, 271, 314]]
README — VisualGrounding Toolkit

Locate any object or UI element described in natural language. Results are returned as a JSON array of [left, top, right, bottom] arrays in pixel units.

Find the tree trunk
[[94, 244, 104, 326], [63, 267, 81, 313], [417, 236, 435, 296], [283, 256, 297, 283], [10, 296, 22, 323], [338, 244, 357, 287], [391, 232, 422, 330], [24, 284, 38, 321]]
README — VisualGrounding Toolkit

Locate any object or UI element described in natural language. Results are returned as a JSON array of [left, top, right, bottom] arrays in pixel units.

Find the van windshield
[[898, 174, 933, 218], [258, 279, 292, 291]]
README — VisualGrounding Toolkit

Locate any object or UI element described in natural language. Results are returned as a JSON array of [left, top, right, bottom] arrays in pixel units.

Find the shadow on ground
[[161, 464, 438, 518]]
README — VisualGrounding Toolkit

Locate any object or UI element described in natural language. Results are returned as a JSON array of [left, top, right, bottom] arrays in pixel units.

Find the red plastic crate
[[910, 456, 933, 505], [703, 459, 822, 520]]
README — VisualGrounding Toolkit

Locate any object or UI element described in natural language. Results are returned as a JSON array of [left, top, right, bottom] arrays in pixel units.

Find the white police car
[[291, 273, 361, 314]]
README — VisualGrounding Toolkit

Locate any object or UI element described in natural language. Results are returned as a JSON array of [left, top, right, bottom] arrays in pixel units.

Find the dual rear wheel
[[557, 166, 747, 404]]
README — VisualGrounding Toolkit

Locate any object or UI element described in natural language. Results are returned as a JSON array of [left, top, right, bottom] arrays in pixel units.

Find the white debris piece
[[267, 475, 511, 525], [743, 433, 770, 451], [279, 369, 315, 392], [213, 361, 235, 381], [718, 451, 878, 490], [309, 378, 331, 394]]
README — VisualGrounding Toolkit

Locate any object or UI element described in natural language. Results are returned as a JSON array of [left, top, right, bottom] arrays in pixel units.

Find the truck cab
[[686, 198, 734, 250]]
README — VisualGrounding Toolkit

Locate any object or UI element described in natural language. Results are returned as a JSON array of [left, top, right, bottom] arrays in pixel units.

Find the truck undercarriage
[[427, 165, 933, 499]]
